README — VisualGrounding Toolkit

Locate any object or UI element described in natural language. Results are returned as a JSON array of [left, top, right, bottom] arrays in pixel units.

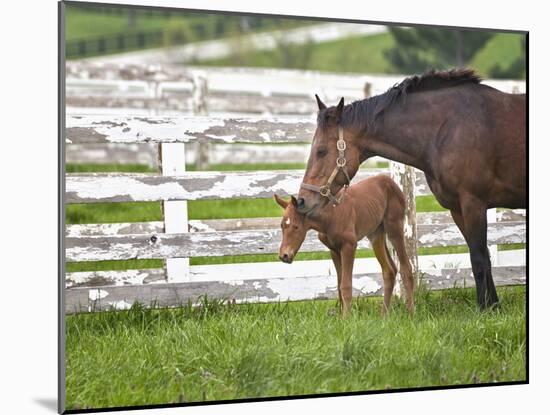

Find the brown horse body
[[275, 175, 414, 316], [297, 69, 526, 309]]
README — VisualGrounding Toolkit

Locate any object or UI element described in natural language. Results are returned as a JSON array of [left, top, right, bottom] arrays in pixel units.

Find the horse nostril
[[297, 198, 305, 208]]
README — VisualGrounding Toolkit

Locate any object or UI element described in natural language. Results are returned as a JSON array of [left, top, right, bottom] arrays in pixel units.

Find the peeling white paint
[[110, 300, 133, 310], [89, 289, 109, 301], [66, 115, 316, 144], [225, 280, 245, 286], [188, 220, 216, 233], [67, 269, 156, 287], [205, 134, 237, 143], [354, 276, 382, 294], [67, 168, 425, 204], [266, 275, 337, 301], [65, 221, 524, 262], [67, 175, 187, 202]]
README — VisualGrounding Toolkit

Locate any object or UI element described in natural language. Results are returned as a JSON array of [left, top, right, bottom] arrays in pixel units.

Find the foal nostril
[[280, 253, 291, 263], [297, 197, 305, 208]]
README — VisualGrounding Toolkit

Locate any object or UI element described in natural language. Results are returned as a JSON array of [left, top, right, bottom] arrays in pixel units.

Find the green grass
[[65, 285, 526, 410], [200, 30, 524, 79], [66, 7, 166, 40], [65, 5, 313, 59], [201, 32, 396, 73]]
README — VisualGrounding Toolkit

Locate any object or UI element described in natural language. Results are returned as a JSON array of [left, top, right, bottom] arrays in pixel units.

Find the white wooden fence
[[66, 62, 526, 167], [64, 114, 526, 313]]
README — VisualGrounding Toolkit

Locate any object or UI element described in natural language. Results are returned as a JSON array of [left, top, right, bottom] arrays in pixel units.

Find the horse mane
[[321, 68, 483, 133]]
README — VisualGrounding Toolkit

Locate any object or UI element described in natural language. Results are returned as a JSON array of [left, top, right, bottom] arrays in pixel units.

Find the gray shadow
[[34, 398, 58, 413]]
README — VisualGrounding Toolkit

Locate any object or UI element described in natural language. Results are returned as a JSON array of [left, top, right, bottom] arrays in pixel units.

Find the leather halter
[[300, 126, 351, 206]]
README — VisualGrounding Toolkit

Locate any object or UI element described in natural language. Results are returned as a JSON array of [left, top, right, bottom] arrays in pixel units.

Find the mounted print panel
[[59, 1, 527, 413]]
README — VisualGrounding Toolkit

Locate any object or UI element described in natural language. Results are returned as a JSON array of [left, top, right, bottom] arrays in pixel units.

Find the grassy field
[[200, 32, 524, 78], [204, 33, 395, 73], [65, 285, 526, 410], [65, 161, 526, 410], [65, 5, 313, 59]]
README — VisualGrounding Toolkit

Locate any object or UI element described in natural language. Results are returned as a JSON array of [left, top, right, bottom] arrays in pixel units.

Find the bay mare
[[297, 69, 526, 309], [275, 175, 414, 317]]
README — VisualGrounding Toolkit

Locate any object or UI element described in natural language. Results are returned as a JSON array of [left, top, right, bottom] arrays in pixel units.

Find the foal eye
[[316, 148, 328, 158]]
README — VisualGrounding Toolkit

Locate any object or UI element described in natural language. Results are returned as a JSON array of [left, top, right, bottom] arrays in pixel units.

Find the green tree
[[385, 27, 494, 73], [488, 36, 526, 79]]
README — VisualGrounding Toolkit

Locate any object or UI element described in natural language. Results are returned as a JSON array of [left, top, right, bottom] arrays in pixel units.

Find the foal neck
[[305, 190, 351, 233]]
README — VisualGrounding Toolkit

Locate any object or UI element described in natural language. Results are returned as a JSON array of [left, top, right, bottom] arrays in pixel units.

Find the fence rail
[[66, 63, 526, 167], [66, 115, 316, 144], [66, 221, 525, 263], [66, 265, 526, 313]]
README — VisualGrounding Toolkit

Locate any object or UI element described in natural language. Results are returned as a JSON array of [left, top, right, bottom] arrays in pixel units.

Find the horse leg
[[451, 208, 498, 307], [455, 198, 499, 309], [385, 219, 415, 314], [339, 242, 357, 318], [371, 231, 397, 315], [329, 249, 343, 310]]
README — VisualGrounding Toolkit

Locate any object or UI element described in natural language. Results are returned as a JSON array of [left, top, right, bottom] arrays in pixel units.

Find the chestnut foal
[[275, 175, 414, 316]]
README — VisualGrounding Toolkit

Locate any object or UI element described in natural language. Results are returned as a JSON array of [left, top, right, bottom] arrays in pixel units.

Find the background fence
[[64, 63, 526, 314], [66, 62, 525, 167]]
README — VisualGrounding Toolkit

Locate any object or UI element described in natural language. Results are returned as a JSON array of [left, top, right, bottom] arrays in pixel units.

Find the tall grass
[[65, 286, 526, 410]]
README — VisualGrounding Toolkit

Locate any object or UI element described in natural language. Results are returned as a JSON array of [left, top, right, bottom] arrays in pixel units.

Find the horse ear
[[335, 97, 345, 118], [290, 195, 298, 207], [315, 94, 327, 111], [273, 194, 288, 209]]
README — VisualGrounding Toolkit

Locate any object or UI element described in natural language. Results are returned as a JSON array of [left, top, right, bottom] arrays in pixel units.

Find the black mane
[[319, 68, 482, 133]]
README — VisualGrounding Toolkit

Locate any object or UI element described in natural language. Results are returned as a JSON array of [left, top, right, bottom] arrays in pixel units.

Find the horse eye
[[316, 148, 328, 158], [292, 225, 299, 230]]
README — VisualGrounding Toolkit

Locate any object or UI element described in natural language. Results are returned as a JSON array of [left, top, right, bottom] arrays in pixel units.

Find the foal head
[[274, 194, 308, 264], [296, 95, 363, 214]]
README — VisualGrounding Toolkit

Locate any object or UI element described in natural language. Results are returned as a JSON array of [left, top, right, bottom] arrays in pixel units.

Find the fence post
[[363, 81, 372, 98], [192, 72, 209, 170], [147, 80, 161, 116], [158, 143, 190, 283], [389, 161, 419, 295]]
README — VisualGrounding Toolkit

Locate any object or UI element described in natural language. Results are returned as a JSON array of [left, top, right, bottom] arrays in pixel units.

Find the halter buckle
[[337, 140, 346, 151], [336, 156, 346, 167], [319, 185, 331, 197]]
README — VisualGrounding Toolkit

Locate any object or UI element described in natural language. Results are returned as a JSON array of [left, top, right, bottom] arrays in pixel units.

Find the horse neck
[[357, 101, 437, 173]]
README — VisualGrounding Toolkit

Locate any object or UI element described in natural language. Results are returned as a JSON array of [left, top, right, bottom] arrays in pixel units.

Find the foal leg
[[385, 220, 415, 314], [371, 232, 396, 315], [339, 242, 357, 318], [319, 233, 342, 309], [454, 198, 499, 309], [330, 249, 343, 310]]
